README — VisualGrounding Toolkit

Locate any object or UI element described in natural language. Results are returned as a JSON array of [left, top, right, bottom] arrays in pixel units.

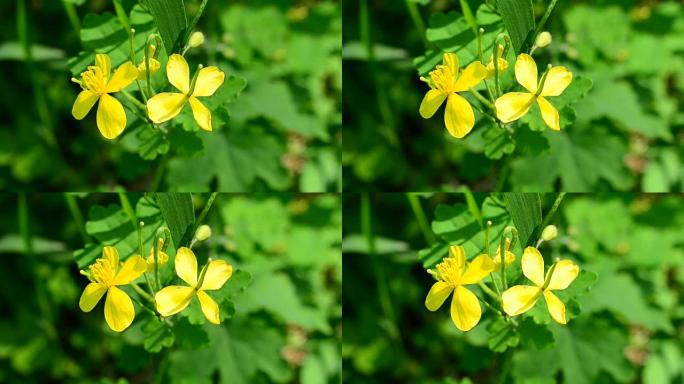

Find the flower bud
[[541, 225, 558, 241], [188, 31, 205, 48], [195, 225, 212, 241], [535, 31, 552, 48]]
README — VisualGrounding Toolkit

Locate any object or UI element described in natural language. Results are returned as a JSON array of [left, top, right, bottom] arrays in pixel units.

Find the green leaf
[[503, 193, 541, 246], [143, 317, 175, 353], [418, 241, 450, 269], [154, 193, 195, 248], [146, 0, 188, 54], [487, 317, 519, 352], [136, 125, 170, 160], [517, 318, 554, 350], [495, 0, 535, 53], [173, 318, 209, 350], [483, 123, 515, 160]]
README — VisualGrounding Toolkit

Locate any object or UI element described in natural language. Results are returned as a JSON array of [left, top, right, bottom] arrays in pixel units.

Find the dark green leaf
[[154, 193, 195, 248], [495, 0, 535, 53], [503, 193, 541, 246], [146, 0, 188, 54]]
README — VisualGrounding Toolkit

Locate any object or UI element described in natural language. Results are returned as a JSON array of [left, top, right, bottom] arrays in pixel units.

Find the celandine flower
[[137, 44, 161, 81], [419, 53, 488, 138], [485, 44, 508, 79], [493, 239, 515, 271], [495, 54, 572, 131], [79, 246, 147, 332], [425, 245, 494, 331], [146, 54, 225, 131], [145, 237, 169, 272], [155, 247, 232, 324], [502, 247, 579, 324], [72, 54, 138, 139]]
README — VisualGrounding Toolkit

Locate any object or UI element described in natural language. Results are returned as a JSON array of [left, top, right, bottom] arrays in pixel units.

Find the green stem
[[131, 281, 155, 304], [469, 89, 494, 110], [530, 0, 559, 53], [185, 193, 218, 246], [18, 193, 32, 256], [120, 89, 148, 113], [499, 234, 507, 290], [113, 0, 131, 31], [362, 193, 398, 339], [405, 0, 428, 48], [64, 194, 89, 244], [536, 193, 566, 240], [183, 0, 210, 53], [154, 227, 171, 289], [406, 193, 436, 245], [61, 0, 80, 35], [118, 191, 138, 229], [478, 280, 500, 302]]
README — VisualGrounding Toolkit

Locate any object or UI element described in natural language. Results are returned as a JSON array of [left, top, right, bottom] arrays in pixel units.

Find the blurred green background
[[342, 193, 684, 383], [0, 193, 341, 383], [342, 0, 684, 192], [0, 0, 341, 192]]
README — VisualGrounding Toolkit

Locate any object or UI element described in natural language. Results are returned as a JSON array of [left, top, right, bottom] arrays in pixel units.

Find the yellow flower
[[72, 54, 139, 139], [136, 44, 161, 81], [155, 247, 233, 324], [425, 245, 494, 331], [495, 54, 572, 131], [145, 237, 169, 273], [493, 239, 515, 271], [146, 54, 225, 131], [419, 52, 488, 138], [502, 247, 579, 324], [485, 44, 509, 79], [78, 246, 147, 332]]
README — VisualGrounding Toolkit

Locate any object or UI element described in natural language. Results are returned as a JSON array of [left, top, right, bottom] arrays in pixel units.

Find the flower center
[[80, 65, 108, 94], [436, 257, 462, 287], [89, 257, 116, 286], [429, 65, 457, 94]]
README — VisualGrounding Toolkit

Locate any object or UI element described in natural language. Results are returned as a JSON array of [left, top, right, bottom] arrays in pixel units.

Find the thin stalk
[[530, 0, 560, 54], [129, 28, 148, 101], [153, 227, 171, 289], [183, 0, 210, 53], [493, 42, 501, 96], [120, 89, 148, 113], [150, 155, 167, 192], [113, 0, 131, 31], [18, 193, 32, 256], [469, 89, 494, 110], [406, 194, 436, 245], [130, 293, 157, 316], [118, 191, 138, 229], [186, 193, 218, 246], [405, 0, 428, 48], [64, 194, 89, 244], [362, 193, 398, 339], [499, 234, 507, 290], [478, 280, 500, 302], [360, 0, 398, 146], [61, 0, 80, 34], [131, 281, 155, 303]]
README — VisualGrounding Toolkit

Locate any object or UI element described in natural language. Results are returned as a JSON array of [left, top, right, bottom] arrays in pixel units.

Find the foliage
[[0, 0, 341, 192], [342, 192, 684, 383], [343, 0, 684, 192], [0, 193, 341, 383]]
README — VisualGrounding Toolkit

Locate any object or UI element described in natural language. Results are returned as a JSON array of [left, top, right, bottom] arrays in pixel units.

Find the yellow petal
[[486, 58, 509, 78], [200, 259, 233, 290], [493, 248, 516, 271], [192, 66, 225, 97], [167, 54, 190, 94], [453, 61, 488, 92], [105, 61, 138, 93], [146, 250, 169, 273], [537, 96, 560, 131], [137, 58, 161, 81], [502, 285, 541, 316], [197, 290, 220, 324], [146, 92, 187, 124], [540, 66, 572, 97], [460, 254, 494, 285], [113, 255, 147, 285], [547, 259, 579, 290], [448, 245, 466, 269], [189, 97, 212, 131], [79, 282, 107, 312], [95, 54, 111, 80], [104, 286, 135, 332], [495, 92, 535, 123], [96, 94, 126, 139], [543, 290, 566, 324], [444, 93, 474, 138], [450, 286, 481, 331], [103, 246, 119, 269], [72, 91, 99, 120], [522, 247, 545, 286], [155, 286, 196, 317], [419, 89, 447, 119], [443, 52, 459, 74], [515, 53, 538, 93], [425, 281, 453, 311], [175, 247, 198, 287]]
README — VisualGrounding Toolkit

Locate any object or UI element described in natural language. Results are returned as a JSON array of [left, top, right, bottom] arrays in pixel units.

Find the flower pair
[[79, 245, 232, 332], [72, 52, 224, 140], [425, 244, 578, 331]]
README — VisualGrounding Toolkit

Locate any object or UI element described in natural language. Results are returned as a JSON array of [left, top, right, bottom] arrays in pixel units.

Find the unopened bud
[[541, 225, 558, 241], [195, 225, 212, 241], [535, 31, 552, 48], [188, 31, 205, 48]]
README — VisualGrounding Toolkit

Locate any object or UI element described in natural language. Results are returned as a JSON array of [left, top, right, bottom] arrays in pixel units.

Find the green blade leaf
[[146, 0, 188, 54], [496, 0, 535, 53], [154, 193, 195, 248], [503, 193, 541, 246]]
